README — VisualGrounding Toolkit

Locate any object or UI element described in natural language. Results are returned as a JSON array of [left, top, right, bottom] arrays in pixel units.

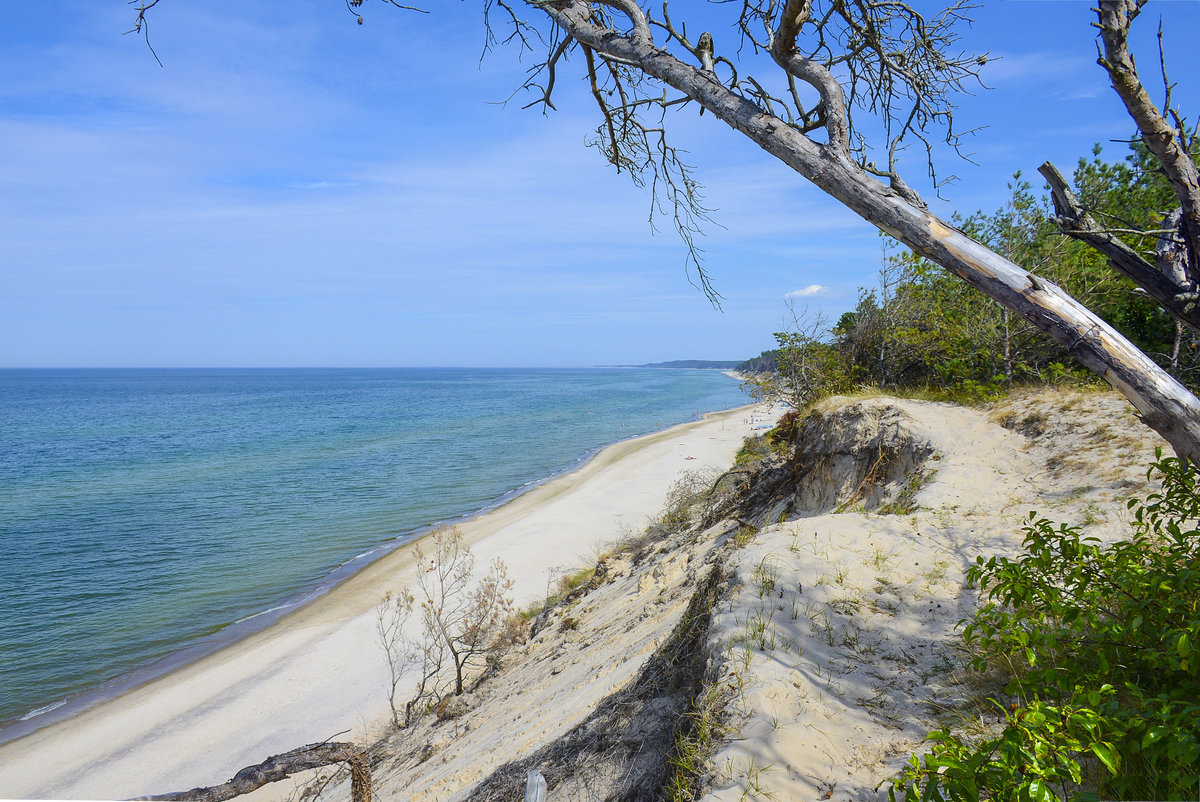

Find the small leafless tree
[[772, 300, 840, 408], [376, 588, 436, 728], [376, 527, 516, 727]]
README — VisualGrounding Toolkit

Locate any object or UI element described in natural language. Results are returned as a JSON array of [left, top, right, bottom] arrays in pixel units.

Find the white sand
[[0, 403, 776, 801], [6, 390, 1153, 802], [285, 389, 1159, 802], [700, 392, 1163, 801]]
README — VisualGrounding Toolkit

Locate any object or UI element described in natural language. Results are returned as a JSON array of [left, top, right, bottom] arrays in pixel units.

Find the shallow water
[[0, 367, 746, 727]]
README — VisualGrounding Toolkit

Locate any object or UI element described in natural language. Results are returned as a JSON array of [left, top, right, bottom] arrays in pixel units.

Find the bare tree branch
[[136, 741, 371, 802], [125, 0, 164, 67], [1039, 161, 1200, 328], [769, 0, 851, 155], [1095, 0, 1200, 273]]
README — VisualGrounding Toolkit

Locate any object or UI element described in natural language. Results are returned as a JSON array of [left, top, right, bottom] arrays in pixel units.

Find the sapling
[[376, 526, 516, 727]]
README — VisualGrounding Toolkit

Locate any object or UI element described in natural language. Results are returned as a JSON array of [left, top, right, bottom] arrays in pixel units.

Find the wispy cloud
[[786, 285, 826, 298], [981, 51, 1090, 86]]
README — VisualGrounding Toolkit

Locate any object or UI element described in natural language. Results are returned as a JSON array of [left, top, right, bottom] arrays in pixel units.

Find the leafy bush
[[889, 453, 1200, 801]]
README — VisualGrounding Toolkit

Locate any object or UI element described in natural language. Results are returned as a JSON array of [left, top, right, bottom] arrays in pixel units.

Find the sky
[[1, 1, 1198, 368]]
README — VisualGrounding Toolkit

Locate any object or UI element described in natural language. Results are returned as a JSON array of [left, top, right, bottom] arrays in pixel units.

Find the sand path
[[701, 392, 1163, 801], [0, 403, 776, 801]]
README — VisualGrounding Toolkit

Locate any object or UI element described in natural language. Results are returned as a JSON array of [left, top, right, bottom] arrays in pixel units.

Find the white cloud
[[786, 285, 826, 298], [979, 51, 1089, 87]]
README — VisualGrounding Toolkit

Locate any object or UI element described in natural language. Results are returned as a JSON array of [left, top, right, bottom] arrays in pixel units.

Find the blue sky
[[2, 1, 1198, 367]]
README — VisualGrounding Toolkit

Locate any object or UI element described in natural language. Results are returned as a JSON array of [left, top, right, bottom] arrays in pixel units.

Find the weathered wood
[[525, 769, 548, 802], [1038, 161, 1200, 331], [1096, 0, 1200, 273], [135, 742, 371, 802], [538, 1, 1200, 461], [1156, 209, 1191, 290]]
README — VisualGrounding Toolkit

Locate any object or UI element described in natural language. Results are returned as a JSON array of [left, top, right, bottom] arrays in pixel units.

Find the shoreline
[[0, 402, 776, 801], [0, 405, 739, 748]]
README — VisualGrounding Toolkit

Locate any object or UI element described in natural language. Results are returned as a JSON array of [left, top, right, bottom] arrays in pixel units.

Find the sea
[[0, 367, 747, 738]]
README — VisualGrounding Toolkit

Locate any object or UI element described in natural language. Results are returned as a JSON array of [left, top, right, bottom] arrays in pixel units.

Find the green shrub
[[888, 453, 1200, 801]]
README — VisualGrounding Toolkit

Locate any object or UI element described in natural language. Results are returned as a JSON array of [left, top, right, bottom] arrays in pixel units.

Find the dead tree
[[133, 0, 1200, 459], [470, 0, 1200, 460], [1039, 0, 1200, 334], [413, 527, 515, 698]]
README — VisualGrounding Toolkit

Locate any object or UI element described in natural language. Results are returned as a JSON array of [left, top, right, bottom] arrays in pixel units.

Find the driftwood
[[134, 742, 371, 802], [524, 769, 548, 802]]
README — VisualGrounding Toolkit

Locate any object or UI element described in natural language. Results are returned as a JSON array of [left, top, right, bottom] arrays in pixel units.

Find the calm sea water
[[0, 367, 746, 730]]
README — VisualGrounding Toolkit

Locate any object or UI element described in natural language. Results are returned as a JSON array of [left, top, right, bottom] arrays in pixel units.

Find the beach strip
[[0, 403, 776, 801]]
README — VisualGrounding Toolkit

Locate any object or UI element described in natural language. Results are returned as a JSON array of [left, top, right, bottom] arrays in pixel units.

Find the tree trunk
[[1096, 0, 1200, 277], [1173, 320, 1184, 374], [546, 4, 1200, 461], [1002, 308, 1013, 386]]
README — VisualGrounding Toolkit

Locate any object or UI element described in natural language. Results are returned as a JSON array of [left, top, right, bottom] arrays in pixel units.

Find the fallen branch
[[134, 741, 371, 802], [708, 468, 753, 495]]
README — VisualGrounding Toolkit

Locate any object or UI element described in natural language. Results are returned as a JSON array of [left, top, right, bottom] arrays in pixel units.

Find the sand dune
[[270, 389, 1161, 802]]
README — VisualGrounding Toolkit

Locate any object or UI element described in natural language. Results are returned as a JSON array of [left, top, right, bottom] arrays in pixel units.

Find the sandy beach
[[268, 388, 1163, 802], [2, 389, 1161, 802], [0, 403, 776, 801]]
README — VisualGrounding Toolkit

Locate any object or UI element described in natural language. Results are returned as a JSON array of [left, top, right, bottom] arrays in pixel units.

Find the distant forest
[[624, 357, 780, 371], [626, 360, 743, 369]]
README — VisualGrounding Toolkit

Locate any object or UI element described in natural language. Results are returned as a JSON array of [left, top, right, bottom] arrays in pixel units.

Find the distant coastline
[[605, 360, 744, 369]]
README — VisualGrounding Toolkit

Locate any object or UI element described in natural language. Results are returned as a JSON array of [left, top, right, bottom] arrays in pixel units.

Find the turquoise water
[[0, 367, 746, 731]]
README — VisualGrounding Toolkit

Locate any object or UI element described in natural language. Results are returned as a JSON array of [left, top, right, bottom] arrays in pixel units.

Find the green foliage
[[889, 454, 1200, 801], [876, 467, 934, 515], [773, 326, 852, 409], [738, 349, 781, 374], [733, 432, 774, 467], [767, 410, 802, 448], [890, 700, 1114, 802], [757, 142, 1200, 406]]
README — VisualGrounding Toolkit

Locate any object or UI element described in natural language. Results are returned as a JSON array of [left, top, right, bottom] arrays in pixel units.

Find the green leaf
[[1177, 632, 1190, 658], [1026, 780, 1057, 802], [1142, 726, 1168, 750], [1089, 743, 1119, 776]]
